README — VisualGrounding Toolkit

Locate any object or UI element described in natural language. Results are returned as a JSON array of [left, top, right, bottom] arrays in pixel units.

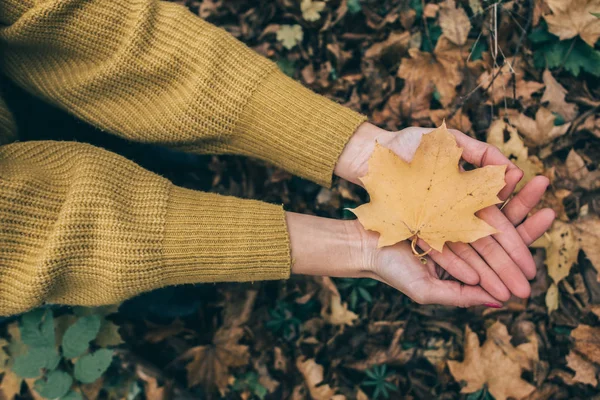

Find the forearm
[[286, 212, 376, 278]]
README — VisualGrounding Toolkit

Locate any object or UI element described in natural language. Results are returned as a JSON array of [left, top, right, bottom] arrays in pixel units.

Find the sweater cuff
[[231, 68, 369, 188], [162, 185, 291, 283]]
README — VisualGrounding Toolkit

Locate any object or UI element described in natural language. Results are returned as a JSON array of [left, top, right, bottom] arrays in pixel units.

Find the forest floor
[[1, 0, 600, 399]]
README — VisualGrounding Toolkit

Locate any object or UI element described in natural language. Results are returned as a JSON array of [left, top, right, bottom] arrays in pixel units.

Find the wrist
[[285, 212, 377, 278], [334, 122, 396, 185]]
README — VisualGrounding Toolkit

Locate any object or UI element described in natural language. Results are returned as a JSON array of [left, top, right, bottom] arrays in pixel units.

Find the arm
[[0, 0, 367, 187], [0, 141, 291, 316]]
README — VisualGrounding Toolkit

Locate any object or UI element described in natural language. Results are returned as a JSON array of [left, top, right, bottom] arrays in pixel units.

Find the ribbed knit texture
[[0, 0, 368, 316]]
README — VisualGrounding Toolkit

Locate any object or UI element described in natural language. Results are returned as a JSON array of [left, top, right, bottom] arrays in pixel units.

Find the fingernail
[[484, 303, 502, 308]]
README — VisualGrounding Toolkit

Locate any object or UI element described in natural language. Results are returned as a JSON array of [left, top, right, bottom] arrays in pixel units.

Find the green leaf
[[12, 347, 60, 378], [74, 349, 113, 383], [410, 0, 423, 18], [62, 315, 101, 359], [358, 287, 372, 303], [62, 391, 84, 400], [348, 0, 362, 14], [469, 40, 487, 61], [34, 370, 73, 399], [277, 59, 296, 77], [592, 12, 600, 18], [20, 309, 55, 348]]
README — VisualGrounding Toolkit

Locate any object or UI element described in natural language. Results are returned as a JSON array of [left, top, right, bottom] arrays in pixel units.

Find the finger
[[477, 205, 537, 280], [417, 239, 480, 285], [415, 278, 503, 308], [517, 208, 556, 246], [502, 176, 550, 225], [449, 129, 522, 200], [471, 235, 531, 298], [447, 242, 512, 301]]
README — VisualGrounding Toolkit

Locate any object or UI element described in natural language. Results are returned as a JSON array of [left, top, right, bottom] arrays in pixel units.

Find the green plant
[[265, 301, 302, 341], [337, 278, 377, 309], [0, 306, 123, 399], [231, 371, 268, 400], [347, 0, 362, 14], [529, 21, 600, 77], [466, 386, 495, 400], [361, 364, 398, 399]]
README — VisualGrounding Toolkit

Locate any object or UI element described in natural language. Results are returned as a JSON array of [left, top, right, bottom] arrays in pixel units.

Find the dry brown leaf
[[439, 0, 471, 45], [144, 319, 187, 344], [478, 60, 544, 106], [430, 109, 473, 135], [314, 277, 358, 327], [571, 325, 600, 364], [505, 107, 571, 146], [349, 123, 506, 252], [541, 70, 578, 121], [487, 120, 544, 191], [295, 358, 346, 400], [364, 31, 410, 59], [543, 0, 600, 47], [565, 149, 589, 181], [0, 371, 22, 400], [448, 322, 536, 400], [181, 327, 249, 393], [566, 351, 598, 386], [573, 217, 600, 276], [356, 388, 370, 400], [397, 37, 463, 110], [348, 327, 414, 371]]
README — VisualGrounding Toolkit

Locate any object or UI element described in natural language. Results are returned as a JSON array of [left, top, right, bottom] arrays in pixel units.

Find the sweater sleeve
[[0, 0, 368, 187], [0, 140, 290, 316]]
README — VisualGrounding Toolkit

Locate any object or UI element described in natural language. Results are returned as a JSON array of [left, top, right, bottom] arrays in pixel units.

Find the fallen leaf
[[348, 327, 414, 370], [448, 322, 536, 400], [180, 327, 249, 393], [296, 358, 346, 400], [301, 0, 326, 22], [277, 25, 303, 49], [430, 109, 473, 135], [546, 282, 560, 313], [349, 123, 506, 252], [543, 0, 600, 47], [541, 70, 579, 121], [566, 351, 598, 386], [487, 120, 544, 191], [397, 37, 464, 110], [478, 59, 545, 106], [0, 371, 22, 400], [439, 0, 472, 45], [144, 319, 187, 344], [566, 149, 589, 181], [532, 221, 579, 284], [573, 217, 600, 277], [505, 107, 571, 146], [571, 325, 600, 364]]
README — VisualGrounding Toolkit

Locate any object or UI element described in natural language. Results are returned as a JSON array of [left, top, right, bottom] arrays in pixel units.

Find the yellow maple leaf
[[504, 107, 571, 146], [296, 358, 346, 400], [348, 123, 506, 252], [544, 0, 600, 47], [448, 322, 537, 400]]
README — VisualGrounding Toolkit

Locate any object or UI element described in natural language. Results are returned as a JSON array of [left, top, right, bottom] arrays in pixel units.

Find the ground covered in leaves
[[1, 0, 600, 399]]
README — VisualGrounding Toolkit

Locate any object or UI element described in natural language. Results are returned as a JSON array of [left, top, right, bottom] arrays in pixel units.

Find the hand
[[334, 122, 555, 302]]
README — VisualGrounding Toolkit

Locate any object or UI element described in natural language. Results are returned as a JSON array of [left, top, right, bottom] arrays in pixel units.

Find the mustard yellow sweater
[[0, 0, 368, 316]]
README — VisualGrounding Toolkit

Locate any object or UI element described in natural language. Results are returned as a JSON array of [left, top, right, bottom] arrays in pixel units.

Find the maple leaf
[[541, 70, 579, 121], [314, 277, 358, 327], [571, 324, 600, 364], [487, 120, 544, 192], [181, 327, 250, 393], [276, 24, 303, 50], [296, 358, 346, 400], [478, 59, 544, 106], [397, 37, 463, 110], [573, 217, 600, 277], [504, 107, 571, 146], [301, 0, 326, 22], [447, 322, 537, 400], [439, 0, 471, 45], [348, 123, 506, 252], [543, 0, 600, 47], [566, 351, 598, 386]]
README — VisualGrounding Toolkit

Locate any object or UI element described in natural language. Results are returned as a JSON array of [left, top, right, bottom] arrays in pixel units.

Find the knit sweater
[[0, 0, 368, 316]]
